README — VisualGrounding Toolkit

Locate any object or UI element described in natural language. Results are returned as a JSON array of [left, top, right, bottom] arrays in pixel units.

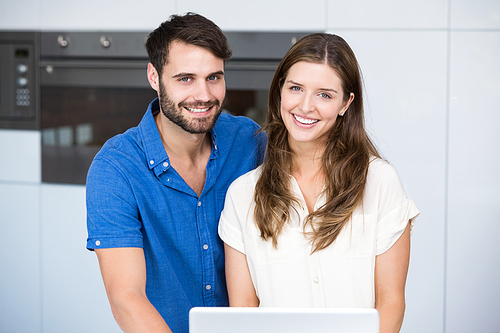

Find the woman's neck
[[289, 140, 325, 177]]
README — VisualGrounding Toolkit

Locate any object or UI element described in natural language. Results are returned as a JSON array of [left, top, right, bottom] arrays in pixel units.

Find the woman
[[218, 33, 419, 333]]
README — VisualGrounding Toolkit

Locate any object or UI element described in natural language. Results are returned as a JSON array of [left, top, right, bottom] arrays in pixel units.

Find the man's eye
[[180, 77, 191, 82], [208, 75, 220, 81]]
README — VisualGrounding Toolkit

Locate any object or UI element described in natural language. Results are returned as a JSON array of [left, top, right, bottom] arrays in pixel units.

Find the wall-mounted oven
[[0, 31, 311, 184]]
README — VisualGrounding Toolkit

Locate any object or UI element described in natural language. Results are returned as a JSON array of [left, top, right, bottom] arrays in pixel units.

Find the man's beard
[[159, 81, 223, 134]]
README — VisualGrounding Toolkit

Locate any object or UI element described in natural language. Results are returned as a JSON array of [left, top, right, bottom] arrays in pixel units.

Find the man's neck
[[155, 112, 212, 196]]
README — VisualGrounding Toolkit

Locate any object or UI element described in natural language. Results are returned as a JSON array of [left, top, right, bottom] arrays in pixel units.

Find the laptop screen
[[189, 307, 379, 333]]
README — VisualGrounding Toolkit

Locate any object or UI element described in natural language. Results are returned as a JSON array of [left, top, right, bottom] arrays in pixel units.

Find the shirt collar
[[139, 98, 169, 174]]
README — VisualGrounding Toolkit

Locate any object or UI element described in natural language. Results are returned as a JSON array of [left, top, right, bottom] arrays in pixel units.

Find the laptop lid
[[189, 307, 379, 333]]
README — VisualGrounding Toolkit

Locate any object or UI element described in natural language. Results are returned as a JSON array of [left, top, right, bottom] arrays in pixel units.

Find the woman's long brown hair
[[254, 33, 380, 253]]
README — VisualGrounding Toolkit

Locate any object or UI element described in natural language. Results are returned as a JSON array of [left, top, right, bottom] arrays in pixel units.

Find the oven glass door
[[40, 60, 269, 184]]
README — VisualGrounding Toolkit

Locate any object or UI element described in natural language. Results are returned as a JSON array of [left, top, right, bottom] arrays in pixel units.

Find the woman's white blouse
[[218, 158, 419, 308]]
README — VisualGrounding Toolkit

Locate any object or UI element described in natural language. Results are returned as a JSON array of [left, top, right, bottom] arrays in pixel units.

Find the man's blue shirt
[[86, 98, 266, 333]]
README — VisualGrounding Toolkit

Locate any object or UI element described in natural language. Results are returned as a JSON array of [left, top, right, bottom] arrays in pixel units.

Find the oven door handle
[[40, 60, 151, 88], [40, 59, 148, 69]]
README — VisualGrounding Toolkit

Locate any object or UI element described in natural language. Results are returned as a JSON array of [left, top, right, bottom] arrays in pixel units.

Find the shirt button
[[203, 244, 209, 250], [95, 240, 101, 246], [163, 162, 169, 167], [206, 285, 211, 291], [149, 160, 154, 165], [313, 277, 319, 284], [198, 201, 202, 207]]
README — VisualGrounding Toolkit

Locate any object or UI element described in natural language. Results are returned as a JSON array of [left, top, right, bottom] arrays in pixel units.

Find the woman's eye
[[290, 86, 301, 92], [320, 92, 331, 99]]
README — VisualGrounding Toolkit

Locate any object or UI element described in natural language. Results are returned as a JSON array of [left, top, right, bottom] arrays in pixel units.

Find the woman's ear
[[339, 92, 355, 116], [147, 63, 160, 92]]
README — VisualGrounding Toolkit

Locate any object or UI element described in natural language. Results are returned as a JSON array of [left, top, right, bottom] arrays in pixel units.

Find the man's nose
[[193, 81, 211, 102]]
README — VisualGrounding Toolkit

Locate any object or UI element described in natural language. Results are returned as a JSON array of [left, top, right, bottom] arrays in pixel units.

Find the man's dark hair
[[146, 12, 232, 77]]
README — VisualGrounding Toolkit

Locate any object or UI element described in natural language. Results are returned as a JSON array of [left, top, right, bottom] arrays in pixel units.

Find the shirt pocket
[[328, 214, 376, 260], [251, 226, 297, 266]]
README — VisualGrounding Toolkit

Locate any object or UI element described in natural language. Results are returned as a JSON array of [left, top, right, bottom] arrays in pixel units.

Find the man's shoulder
[[89, 126, 145, 178], [214, 114, 266, 165], [95, 104, 155, 162], [215, 113, 260, 134], [97, 127, 141, 157]]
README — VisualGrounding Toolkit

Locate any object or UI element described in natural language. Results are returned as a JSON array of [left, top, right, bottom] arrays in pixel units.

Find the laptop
[[189, 307, 379, 333]]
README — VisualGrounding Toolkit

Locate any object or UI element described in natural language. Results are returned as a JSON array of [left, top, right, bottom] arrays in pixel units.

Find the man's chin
[[185, 116, 219, 134]]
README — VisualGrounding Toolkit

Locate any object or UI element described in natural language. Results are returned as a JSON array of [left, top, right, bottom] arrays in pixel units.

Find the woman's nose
[[299, 94, 315, 113]]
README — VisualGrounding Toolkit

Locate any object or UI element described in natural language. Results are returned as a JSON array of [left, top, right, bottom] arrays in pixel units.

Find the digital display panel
[[15, 49, 29, 58]]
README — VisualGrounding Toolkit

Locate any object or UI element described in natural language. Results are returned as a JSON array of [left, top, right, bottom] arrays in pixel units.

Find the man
[[86, 13, 266, 333]]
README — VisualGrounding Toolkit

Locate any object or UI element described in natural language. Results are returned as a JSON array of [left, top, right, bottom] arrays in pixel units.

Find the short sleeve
[[218, 169, 261, 255], [376, 198, 419, 255], [369, 160, 420, 255], [218, 181, 246, 254], [86, 156, 144, 250]]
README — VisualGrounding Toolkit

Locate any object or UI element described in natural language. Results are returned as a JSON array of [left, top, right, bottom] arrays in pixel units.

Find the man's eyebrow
[[172, 70, 225, 79], [172, 72, 194, 79], [210, 70, 225, 77]]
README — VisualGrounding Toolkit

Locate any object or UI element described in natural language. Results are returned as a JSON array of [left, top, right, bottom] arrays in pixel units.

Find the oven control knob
[[57, 35, 69, 48], [17, 63, 28, 74], [100, 35, 111, 48], [17, 77, 28, 87]]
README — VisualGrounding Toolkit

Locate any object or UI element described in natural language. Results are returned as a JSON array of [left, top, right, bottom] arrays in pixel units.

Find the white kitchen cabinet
[[41, 183, 121, 333], [0, 183, 41, 333], [451, 0, 500, 29], [39, 0, 176, 31], [178, 0, 327, 31], [0, 129, 41, 183], [327, 0, 448, 29], [0, 0, 41, 30], [446, 30, 500, 333]]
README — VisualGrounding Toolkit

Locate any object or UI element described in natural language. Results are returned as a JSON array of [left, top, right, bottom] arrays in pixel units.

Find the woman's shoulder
[[364, 157, 411, 208], [368, 157, 398, 177], [227, 165, 263, 193], [366, 157, 403, 190]]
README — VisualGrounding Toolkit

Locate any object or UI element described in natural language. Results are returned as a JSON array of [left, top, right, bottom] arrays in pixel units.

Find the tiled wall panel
[[446, 31, 500, 333], [179, 0, 326, 31], [327, 0, 448, 29], [41, 184, 121, 333], [0, 183, 41, 333], [451, 0, 500, 29], [0, 0, 40, 30], [0, 130, 41, 183], [40, 0, 176, 30]]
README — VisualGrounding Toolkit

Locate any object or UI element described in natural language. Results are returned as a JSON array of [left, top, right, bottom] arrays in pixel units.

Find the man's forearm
[[109, 290, 172, 333]]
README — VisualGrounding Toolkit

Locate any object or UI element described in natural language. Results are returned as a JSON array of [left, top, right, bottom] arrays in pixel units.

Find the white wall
[[1, 1, 499, 332], [447, 1, 500, 330]]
